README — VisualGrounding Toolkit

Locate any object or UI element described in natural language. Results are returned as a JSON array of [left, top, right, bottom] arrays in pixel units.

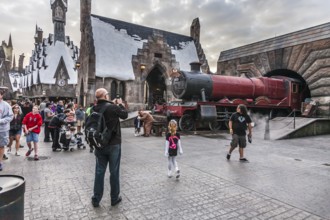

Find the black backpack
[[84, 103, 113, 148]]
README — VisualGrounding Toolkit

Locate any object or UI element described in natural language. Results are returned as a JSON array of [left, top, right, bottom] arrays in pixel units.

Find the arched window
[[110, 81, 117, 100], [119, 82, 125, 99]]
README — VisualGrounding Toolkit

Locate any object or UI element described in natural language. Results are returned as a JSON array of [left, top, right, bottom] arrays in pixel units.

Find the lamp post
[[140, 64, 146, 80], [75, 61, 81, 69], [140, 64, 146, 106]]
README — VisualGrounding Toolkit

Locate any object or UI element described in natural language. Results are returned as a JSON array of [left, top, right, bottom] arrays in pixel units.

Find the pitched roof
[[21, 34, 79, 88], [91, 14, 199, 80], [50, 0, 67, 7]]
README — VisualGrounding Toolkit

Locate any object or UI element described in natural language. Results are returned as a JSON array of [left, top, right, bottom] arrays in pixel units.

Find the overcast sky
[[1, 0, 330, 73]]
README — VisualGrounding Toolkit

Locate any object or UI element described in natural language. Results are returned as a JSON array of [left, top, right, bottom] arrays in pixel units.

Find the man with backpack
[[90, 88, 128, 208]]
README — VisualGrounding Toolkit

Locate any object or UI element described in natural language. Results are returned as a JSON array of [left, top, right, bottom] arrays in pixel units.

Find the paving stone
[[1, 127, 329, 219]]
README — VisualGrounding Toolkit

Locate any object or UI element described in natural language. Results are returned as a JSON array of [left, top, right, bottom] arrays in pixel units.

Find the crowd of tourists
[[0, 88, 91, 171]]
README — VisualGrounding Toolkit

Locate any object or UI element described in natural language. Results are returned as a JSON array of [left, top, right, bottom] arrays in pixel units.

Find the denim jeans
[[93, 144, 121, 203]]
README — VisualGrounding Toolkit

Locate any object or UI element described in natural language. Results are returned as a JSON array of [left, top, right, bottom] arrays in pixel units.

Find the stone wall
[[217, 22, 330, 116]]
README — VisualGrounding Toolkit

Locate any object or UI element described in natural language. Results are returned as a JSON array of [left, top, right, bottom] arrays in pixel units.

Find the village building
[[15, 0, 79, 102], [78, 0, 210, 110]]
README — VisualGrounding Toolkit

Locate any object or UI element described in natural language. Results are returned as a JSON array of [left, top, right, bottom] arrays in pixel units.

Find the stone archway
[[145, 66, 166, 108], [264, 69, 311, 102]]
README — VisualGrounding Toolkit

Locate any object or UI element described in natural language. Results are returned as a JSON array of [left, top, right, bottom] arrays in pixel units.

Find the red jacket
[[22, 112, 43, 134]]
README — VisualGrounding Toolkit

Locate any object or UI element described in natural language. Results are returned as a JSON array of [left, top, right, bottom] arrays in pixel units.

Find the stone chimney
[[18, 53, 25, 73], [34, 26, 43, 44], [190, 62, 202, 72]]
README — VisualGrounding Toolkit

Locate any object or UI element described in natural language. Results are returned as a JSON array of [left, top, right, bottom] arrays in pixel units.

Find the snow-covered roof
[[21, 32, 79, 86], [50, 0, 67, 7], [91, 15, 199, 81]]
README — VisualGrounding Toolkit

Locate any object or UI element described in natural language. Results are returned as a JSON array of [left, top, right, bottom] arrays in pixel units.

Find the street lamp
[[140, 64, 146, 73], [75, 61, 81, 69], [13, 78, 17, 88], [140, 64, 146, 81]]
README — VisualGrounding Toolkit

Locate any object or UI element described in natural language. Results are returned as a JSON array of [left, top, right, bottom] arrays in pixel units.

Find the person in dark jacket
[[56, 100, 64, 114], [91, 88, 128, 208], [20, 99, 32, 117], [48, 109, 70, 151]]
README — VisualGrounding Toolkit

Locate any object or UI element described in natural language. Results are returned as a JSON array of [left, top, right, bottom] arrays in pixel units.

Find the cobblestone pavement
[[1, 126, 330, 220]]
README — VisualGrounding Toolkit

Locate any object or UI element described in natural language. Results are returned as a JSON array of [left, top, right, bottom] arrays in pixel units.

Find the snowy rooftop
[[16, 32, 79, 89], [91, 15, 199, 81]]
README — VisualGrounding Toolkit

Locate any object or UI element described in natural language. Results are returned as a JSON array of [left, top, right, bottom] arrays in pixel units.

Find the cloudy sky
[[1, 0, 330, 73]]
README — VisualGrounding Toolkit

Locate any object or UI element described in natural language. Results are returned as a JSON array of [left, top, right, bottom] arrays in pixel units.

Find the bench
[[152, 115, 168, 137]]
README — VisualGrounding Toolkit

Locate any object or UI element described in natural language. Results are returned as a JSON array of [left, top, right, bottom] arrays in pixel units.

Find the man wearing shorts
[[75, 105, 85, 135], [22, 106, 43, 160], [0, 87, 14, 171], [226, 104, 252, 162]]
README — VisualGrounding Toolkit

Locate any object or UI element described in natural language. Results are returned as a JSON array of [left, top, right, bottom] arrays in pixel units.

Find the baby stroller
[[59, 123, 86, 151]]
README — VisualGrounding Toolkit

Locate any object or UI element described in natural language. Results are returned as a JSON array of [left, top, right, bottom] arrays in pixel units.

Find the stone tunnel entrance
[[145, 66, 166, 109], [264, 69, 311, 102]]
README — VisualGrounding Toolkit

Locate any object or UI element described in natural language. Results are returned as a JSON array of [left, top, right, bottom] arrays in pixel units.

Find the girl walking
[[8, 104, 24, 156], [165, 120, 183, 178]]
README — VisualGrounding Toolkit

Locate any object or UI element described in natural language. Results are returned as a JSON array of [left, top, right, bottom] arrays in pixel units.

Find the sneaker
[[111, 196, 122, 206], [239, 158, 249, 162], [226, 154, 231, 160], [91, 197, 99, 208], [167, 170, 172, 178], [248, 135, 252, 143], [176, 170, 180, 179], [15, 152, 20, 156], [25, 148, 34, 157], [0, 163, 2, 171], [34, 155, 39, 161], [3, 154, 8, 160], [7, 147, 11, 153]]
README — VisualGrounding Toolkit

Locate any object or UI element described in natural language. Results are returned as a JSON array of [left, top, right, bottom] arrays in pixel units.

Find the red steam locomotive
[[156, 63, 308, 131]]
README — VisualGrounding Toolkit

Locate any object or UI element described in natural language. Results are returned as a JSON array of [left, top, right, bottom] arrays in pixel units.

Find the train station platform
[[253, 116, 330, 140]]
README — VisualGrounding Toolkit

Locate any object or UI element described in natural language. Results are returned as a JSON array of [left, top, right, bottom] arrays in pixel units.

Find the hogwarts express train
[[156, 62, 308, 131]]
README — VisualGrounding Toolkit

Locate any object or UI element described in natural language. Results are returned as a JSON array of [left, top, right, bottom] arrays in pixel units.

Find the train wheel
[[179, 114, 195, 131], [209, 121, 222, 131]]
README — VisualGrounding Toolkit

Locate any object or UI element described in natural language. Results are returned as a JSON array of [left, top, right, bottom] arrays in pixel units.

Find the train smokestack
[[190, 62, 202, 72]]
